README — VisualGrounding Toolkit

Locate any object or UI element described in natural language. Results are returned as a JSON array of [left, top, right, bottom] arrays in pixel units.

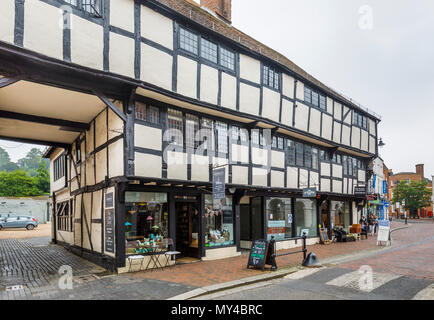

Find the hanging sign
[[383, 181, 387, 195], [303, 188, 317, 198], [212, 167, 226, 209], [354, 186, 367, 196]]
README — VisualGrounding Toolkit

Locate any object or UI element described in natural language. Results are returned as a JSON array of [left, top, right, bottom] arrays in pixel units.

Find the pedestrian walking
[[368, 214, 375, 236], [374, 216, 379, 234]]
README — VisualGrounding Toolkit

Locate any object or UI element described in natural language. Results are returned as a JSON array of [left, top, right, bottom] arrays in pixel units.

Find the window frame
[[263, 64, 280, 91], [60, 0, 103, 17]]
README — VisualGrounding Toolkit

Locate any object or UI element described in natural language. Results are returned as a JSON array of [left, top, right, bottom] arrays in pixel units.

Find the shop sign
[[354, 186, 367, 196], [302, 188, 317, 198], [267, 220, 286, 241], [212, 167, 226, 209], [377, 220, 391, 244], [104, 209, 115, 253], [383, 181, 388, 195], [367, 194, 377, 201]]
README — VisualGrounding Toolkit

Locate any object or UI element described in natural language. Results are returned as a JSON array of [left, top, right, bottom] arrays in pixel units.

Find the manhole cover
[[73, 274, 99, 284]]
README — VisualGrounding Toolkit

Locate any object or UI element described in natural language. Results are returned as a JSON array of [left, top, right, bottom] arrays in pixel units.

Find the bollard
[[268, 236, 277, 271], [302, 233, 307, 261]]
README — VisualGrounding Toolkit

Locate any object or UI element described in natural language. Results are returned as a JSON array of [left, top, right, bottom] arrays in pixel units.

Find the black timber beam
[[0, 77, 20, 88], [0, 110, 90, 131], [0, 135, 71, 149], [94, 91, 127, 122]]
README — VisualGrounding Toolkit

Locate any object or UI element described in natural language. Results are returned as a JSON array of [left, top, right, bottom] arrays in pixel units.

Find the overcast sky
[[1, 0, 433, 178]]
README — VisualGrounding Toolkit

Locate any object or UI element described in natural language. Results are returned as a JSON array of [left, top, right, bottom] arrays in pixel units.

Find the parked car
[[0, 216, 38, 230], [0, 213, 12, 222]]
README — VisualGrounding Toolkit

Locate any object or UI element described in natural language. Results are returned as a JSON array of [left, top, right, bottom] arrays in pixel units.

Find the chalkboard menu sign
[[105, 209, 115, 253], [247, 239, 269, 271]]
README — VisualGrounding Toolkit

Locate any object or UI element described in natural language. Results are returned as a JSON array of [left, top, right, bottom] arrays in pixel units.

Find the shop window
[[252, 130, 260, 145], [295, 199, 318, 237], [330, 201, 351, 230], [125, 192, 169, 255], [232, 126, 240, 141], [205, 195, 234, 247], [266, 198, 292, 240]]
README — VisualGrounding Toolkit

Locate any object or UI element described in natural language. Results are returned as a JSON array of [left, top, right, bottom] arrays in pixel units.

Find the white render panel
[[333, 180, 342, 193], [110, 0, 134, 33], [109, 32, 135, 78], [95, 149, 107, 184], [221, 72, 237, 110], [262, 88, 280, 123], [108, 102, 124, 140], [309, 108, 321, 137], [321, 178, 330, 192], [294, 103, 309, 132], [252, 147, 268, 166], [281, 99, 293, 127], [134, 125, 162, 151], [191, 155, 209, 182], [271, 150, 285, 169], [322, 114, 333, 141], [0, 0, 14, 44], [135, 153, 162, 178], [358, 169, 366, 182], [71, 15, 104, 70], [91, 223, 102, 253], [341, 125, 351, 146], [287, 167, 298, 189], [232, 166, 248, 185], [177, 56, 197, 99], [239, 54, 260, 83], [299, 168, 308, 189], [321, 162, 331, 176], [167, 152, 187, 180], [200, 64, 219, 105], [361, 130, 369, 152], [231, 144, 249, 163], [333, 121, 341, 144], [343, 106, 351, 124], [334, 102, 342, 121], [369, 119, 376, 136], [141, 43, 172, 91], [282, 74, 295, 99], [252, 168, 268, 187], [333, 164, 342, 179], [344, 178, 348, 194], [352, 126, 361, 149], [92, 190, 102, 219], [108, 139, 124, 178], [309, 171, 319, 189], [326, 97, 333, 114], [24, 0, 63, 60], [271, 170, 285, 188], [296, 81, 304, 100], [141, 5, 173, 50], [239, 83, 260, 116], [95, 109, 107, 149], [369, 136, 376, 153], [85, 155, 95, 186]]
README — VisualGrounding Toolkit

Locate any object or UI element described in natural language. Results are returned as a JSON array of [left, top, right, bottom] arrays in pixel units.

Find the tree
[[392, 180, 432, 214], [34, 162, 50, 194], [0, 170, 40, 197], [0, 147, 19, 172], [17, 148, 47, 176]]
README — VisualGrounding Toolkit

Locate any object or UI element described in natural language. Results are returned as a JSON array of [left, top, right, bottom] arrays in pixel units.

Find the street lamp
[[378, 138, 386, 148]]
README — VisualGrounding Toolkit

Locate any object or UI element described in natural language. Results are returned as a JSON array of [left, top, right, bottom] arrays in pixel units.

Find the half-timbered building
[[0, 0, 381, 272]]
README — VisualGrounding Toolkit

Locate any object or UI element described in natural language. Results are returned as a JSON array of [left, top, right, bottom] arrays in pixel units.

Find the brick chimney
[[200, 0, 232, 24], [416, 164, 424, 180]]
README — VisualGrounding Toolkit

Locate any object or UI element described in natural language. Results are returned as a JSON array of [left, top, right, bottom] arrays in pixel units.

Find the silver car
[[0, 215, 39, 230]]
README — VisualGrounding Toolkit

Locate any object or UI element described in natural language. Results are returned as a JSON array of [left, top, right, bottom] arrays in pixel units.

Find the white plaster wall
[[252, 147, 268, 166], [110, 0, 135, 33], [86, 122, 95, 154], [309, 108, 321, 137], [369, 136, 376, 154], [322, 114, 333, 141], [177, 56, 197, 99], [287, 167, 298, 189], [239, 83, 260, 116], [358, 170, 366, 183], [24, 0, 63, 60], [262, 88, 280, 123], [309, 171, 319, 189], [200, 64, 219, 105], [341, 125, 351, 146], [333, 121, 341, 144], [333, 180, 342, 193], [58, 230, 74, 244], [294, 103, 309, 132], [135, 124, 162, 151], [95, 149, 107, 184], [0, 0, 14, 44], [332, 164, 342, 179], [296, 81, 304, 100], [271, 170, 284, 188], [92, 190, 102, 219], [351, 126, 361, 149], [135, 152, 162, 178], [369, 119, 376, 136], [252, 168, 268, 187], [166, 151, 187, 180], [85, 155, 95, 186], [344, 178, 348, 194], [281, 99, 293, 127], [95, 109, 107, 149], [220, 72, 237, 110], [334, 102, 342, 121], [282, 74, 294, 99], [271, 150, 285, 168], [109, 32, 135, 78], [71, 15, 104, 70], [191, 155, 209, 182], [141, 5, 173, 50], [108, 103, 124, 139], [141, 43, 172, 91], [91, 223, 102, 253], [239, 54, 260, 83], [343, 107, 351, 125], [327, 97, 333, 114], [108, 139, 124, 178], [231, 144, 249, 163], [321, 163, 331, 176], [299, 168, 308, 188], [232, 166, 248, 185], [321, 178, 330, 192]]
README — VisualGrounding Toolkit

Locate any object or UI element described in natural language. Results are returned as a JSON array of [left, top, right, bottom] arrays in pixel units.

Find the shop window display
[[295, 199, 318, 237], [266, 198, 292, 240], [330, 201, 351, 230], [204, 195, 234, 247], [124, 192, 169, 255]]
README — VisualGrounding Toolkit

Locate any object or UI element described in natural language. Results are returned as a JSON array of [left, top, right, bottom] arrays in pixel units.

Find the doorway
[[175, 201, 201, 260]]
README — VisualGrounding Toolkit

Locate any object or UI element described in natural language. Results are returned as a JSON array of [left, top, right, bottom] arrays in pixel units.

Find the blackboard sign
[[212, 167, 226, 209], [354, 186, 367, 196], [247, 239, 269, 271], [105, 209, 115, 253]]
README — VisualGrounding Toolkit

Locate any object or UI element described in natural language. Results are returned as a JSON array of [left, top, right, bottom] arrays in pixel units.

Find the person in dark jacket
[[368, 214, 375, 236]]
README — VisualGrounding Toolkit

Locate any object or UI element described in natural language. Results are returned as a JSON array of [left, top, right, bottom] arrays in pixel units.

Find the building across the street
[[0, 196, 50, 223], [366, 157, 390, 220], [389, 164, 433, 218], [1, 0, 380, 272]]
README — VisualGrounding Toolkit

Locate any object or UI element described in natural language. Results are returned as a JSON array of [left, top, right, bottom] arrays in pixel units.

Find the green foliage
[[0, 147, 50, 196], [392, 180, 432, 212]]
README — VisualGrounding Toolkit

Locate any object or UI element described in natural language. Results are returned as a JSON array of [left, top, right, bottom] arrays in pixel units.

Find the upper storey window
[[180, 28, 199, 55], [220, 47, 235, 71], [135, 102, 160, 125], [201, 38, 218, 64], [263, 65, 280, 90], [304, 86, 326, 111], [62, 0, 102, 17], [353, 111, 368, 130]]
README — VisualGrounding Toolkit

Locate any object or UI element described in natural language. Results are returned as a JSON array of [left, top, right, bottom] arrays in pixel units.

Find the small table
[[143, 245, 167, 272]]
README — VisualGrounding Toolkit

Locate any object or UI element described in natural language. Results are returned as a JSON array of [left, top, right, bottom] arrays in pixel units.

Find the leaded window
[[287, 140, 296, 165], [216, 121, 228, 154], [180, 28, 198, 55], [63, 0, 102, 16], [319, 95, 326, 110], [304, 87, 312, 104], [186, 114, 199, 150], [263, 65, 280, 90], [201, 118, 214, 151], [312, 148, 319, 170], [295, 142, 304, 166], [168, 109, 183, 146], [220, 47, 235, 70], [304, 145, 312, 168], [201, 38, 218, 63]]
